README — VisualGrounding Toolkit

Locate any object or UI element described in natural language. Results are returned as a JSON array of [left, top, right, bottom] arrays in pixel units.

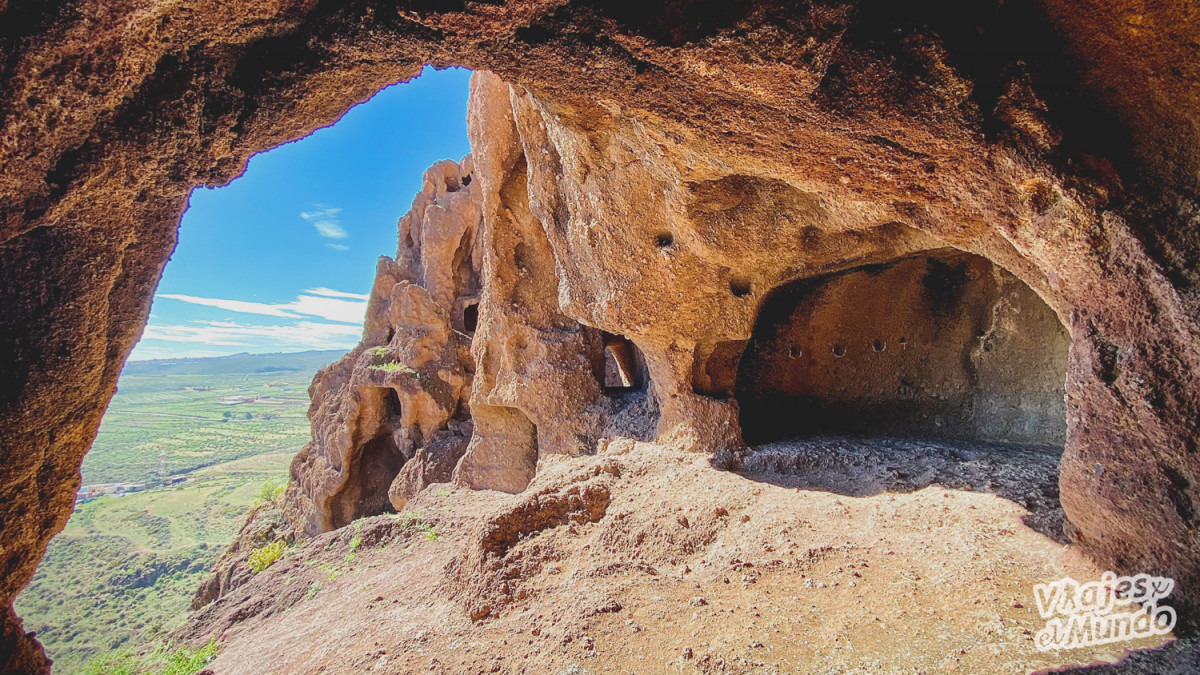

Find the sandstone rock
[[453, 73, 612, 494], [284, 158, 480, 536], [388, 430, 470, 512], [3, 2, 1200, 666]]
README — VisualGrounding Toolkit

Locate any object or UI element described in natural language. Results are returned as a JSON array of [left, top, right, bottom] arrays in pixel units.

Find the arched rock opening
[[736, 249, 1070, 447], [5, 1, 1200, 665], [327, 387, 407, 529], [461, 300, 479, 334], [599, 331, 649, 392]]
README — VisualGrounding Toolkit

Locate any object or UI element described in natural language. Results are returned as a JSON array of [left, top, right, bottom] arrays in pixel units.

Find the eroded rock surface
[[283, 158, 480, 537], [191, 502, 295, 612], [3, 1, 1200, 668]]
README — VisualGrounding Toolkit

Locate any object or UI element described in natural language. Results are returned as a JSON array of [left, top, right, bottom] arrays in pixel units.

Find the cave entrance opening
[[735, 248, 1070, 449], [600, 331, 649, 393], [328, 386, 407, 528], [462, 300, 480, 334]]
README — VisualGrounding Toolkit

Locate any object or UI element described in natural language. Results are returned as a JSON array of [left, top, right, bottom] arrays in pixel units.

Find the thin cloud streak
[[300, 206, 348, 239], [307, 287, 369, 300], [156, 290, 368, 324], [140, 320, 362, 351]]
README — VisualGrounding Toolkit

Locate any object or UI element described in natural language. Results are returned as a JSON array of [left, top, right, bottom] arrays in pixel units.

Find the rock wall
[[2, 1, 1200, 668], [284, 158, 480, 537]]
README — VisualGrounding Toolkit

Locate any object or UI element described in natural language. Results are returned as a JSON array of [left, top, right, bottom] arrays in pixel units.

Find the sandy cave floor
[[183, 437, 1197, 674]]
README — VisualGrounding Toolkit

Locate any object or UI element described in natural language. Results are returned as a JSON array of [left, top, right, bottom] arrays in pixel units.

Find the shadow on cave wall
[[327, 387, 408, 529], [735, 248, 1071, 447], [722, 248, 1073, 543]]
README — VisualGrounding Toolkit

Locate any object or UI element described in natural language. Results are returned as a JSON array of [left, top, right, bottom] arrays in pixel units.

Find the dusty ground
[[181, 437, 1192, 674]]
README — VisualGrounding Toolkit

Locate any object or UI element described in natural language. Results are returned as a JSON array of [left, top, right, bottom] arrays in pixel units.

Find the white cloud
[[286, 294, 369, 324], [326, 243, 350, 251], [156, 290, 368, 324], [306, 287, 370, 300], [144, 320, 361, 345], [300, 206, 348, 239], [156, 294, 298, 320], [136, 320, 363, 358]]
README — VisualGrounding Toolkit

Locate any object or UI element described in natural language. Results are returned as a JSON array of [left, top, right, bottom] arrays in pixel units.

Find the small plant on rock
[[417, 523, 440, 541], [395, 510, 422, 528], [157, 639, 219, 675], [247, 540, 287, 574], [392, 510, 440, 542], [255, 478, 286, 506], [345, 534, 363, 563], [370, 360, 415, 374], [317, 561, 344, 581]]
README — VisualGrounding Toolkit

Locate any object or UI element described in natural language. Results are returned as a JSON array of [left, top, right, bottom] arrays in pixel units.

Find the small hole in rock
[[730, 278, 752, 297], [656, 232, 674, 248], [872, 340, 886, 352], [463, 302, 479, 334], [787, 346, 801, 359], [832, 345, 846, 357]]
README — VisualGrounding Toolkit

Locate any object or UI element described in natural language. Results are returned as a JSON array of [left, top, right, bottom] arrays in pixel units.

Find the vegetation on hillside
[[84, 373, 311, 485], [78, 639, 219, 675], [14, 351, 333, 674]]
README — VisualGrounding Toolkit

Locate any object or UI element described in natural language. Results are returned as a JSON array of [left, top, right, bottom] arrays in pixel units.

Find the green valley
[[14, 351, 341, 674]]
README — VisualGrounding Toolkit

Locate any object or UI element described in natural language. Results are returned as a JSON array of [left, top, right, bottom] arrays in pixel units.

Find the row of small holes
[[784, 338, 910, 359]]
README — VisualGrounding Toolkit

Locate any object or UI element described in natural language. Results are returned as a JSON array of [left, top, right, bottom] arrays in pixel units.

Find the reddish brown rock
[[2, 2, 1200, 667], [387, 432, 470, 512], [191, 503, 295, 611], [452, 72, 612, 493]]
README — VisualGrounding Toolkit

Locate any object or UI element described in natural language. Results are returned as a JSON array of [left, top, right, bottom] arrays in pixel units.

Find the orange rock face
[[2, 2, 1200, 669], [284, 158, 480, 536]]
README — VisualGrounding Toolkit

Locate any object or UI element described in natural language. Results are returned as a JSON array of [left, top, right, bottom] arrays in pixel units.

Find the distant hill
[[122, 350, 347, 376]]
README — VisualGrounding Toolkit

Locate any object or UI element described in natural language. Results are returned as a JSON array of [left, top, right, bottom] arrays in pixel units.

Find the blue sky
[[131, 67, 473, 360]]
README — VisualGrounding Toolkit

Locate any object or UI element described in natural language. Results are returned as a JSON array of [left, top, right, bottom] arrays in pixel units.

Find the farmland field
[[83, 351, 345, 485], [14, 351, 341, 674]]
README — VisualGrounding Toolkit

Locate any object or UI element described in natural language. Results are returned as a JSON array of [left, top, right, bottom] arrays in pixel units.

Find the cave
[[736, 249, 1070, 447], [326, 387, 407, 529], [4, 0, 1200, 669], [462, 300, 479, 334]]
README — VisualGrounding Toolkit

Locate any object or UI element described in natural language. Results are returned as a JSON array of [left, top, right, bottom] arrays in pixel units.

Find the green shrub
[[247, 540, 287, 574], [345, 534, 363, 563], [78, 639, 218, 675], [417, 523, 440, 541], [317, 561, 344, 581], [256, 479, 286, 505], [369, 361, 415, 374], [393, 511, 440, 541], [158, 639, 219, 675], [394, 510, 421, 527]]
